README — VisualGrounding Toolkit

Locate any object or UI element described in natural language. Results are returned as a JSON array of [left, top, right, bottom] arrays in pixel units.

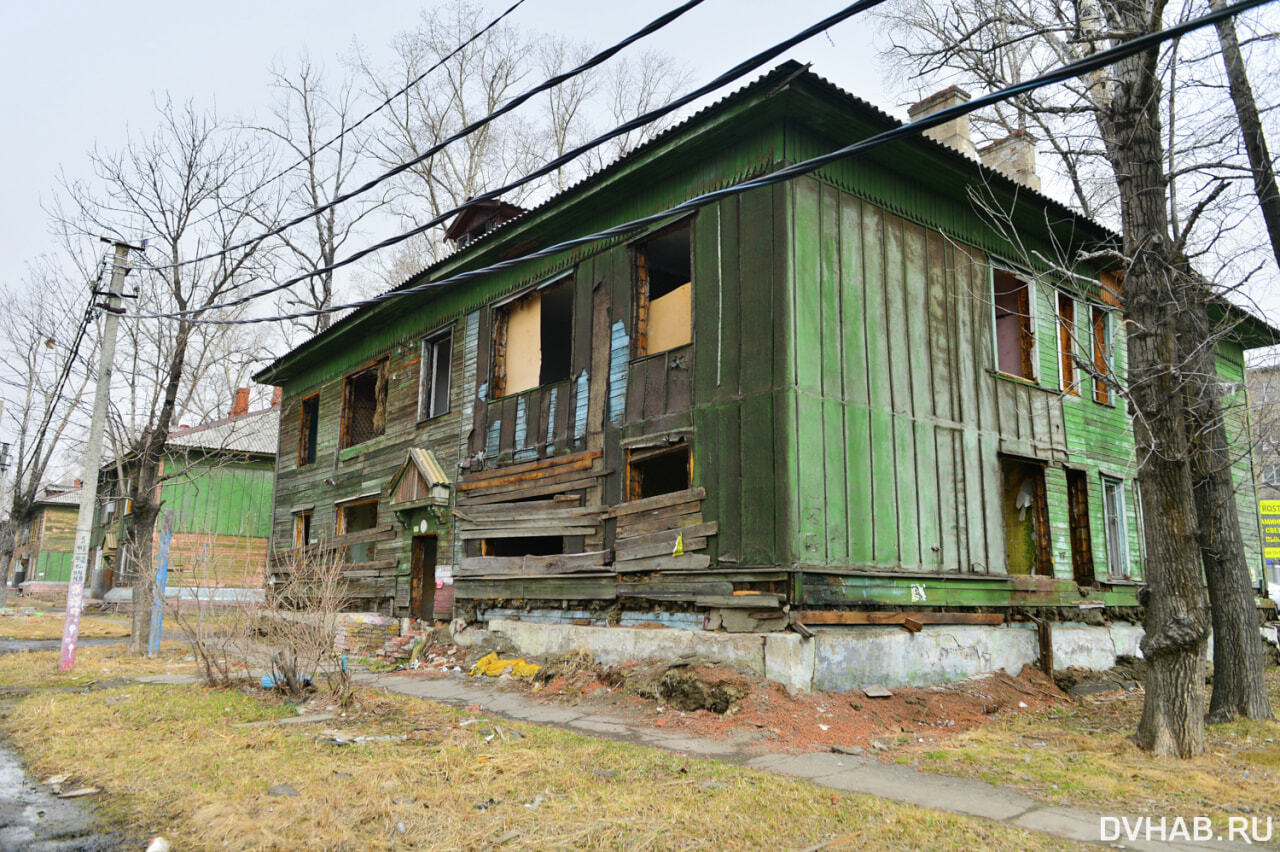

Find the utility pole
[[60, 239, 136, 671]]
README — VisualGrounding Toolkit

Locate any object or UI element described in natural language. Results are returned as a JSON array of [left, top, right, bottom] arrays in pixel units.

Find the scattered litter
[[474, 797, 500, 810], [268, 783, 300, 797], [470, 652, 540, 678], [43, 774, 69, 788], [818, 724, 830, 731], [57, 787, 99, 799], [870, 740, 889, 751], [863, 684, 893, 699], [524, 794, 545, 810], [146, 838, 172, 852], [491, 830, 521, 846]]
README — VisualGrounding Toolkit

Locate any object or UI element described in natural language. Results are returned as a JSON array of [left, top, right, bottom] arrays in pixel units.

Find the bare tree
[[0, 260, 96, 606], [57, 99, 274, 653], [877, 0, 1278, 753]]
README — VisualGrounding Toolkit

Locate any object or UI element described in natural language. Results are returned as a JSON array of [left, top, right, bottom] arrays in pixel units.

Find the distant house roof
[[166, 406, 279, 456], [35, 485, 81, 507]]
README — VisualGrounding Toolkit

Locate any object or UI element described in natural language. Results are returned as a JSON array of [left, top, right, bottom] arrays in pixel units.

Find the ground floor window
[[627, 443, 692, 501], [1102, 475, 1130, 578], [337, 499, 378, 563], [292, 510, 312, 550]]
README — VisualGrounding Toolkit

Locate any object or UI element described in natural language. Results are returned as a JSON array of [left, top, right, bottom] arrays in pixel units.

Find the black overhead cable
[[135, 0, 900, 319], [180, 0, 529, 234], [136, 0, 710, 273], [132, 0, 1274, 327]]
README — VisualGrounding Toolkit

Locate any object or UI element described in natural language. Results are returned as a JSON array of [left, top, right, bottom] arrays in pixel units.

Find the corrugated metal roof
[[36, 486, 81, 507], [166, 407, 279, 456]]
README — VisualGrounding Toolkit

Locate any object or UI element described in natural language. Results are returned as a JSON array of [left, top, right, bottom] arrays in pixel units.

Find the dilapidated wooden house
[[10, 483, 81, 590], [255, 63, 1271, 636]]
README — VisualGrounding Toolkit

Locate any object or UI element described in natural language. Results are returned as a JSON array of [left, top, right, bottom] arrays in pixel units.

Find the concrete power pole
[[60, 239, 135, 671]]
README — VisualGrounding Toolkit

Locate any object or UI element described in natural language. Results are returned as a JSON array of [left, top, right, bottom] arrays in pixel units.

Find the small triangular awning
[[386, 448, 452, 508]]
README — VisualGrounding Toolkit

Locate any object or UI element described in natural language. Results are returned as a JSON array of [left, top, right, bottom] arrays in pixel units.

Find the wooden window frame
[[1057, 291, 1079, 395], [292, 510, 312, 550], [490, 275, 575, 399], [1092, 306, 1115, 405], [625, 443, 693, 502], [340, 358, 388, 449], [991, 269, 1038, 383], [632, 221, 693, 359], [418, 327, 454, 422], [298, 393, 319, 466], [1101, 474, 1130, 579]]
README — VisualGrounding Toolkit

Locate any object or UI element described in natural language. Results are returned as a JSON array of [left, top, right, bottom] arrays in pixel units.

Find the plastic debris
[[469, 652, 540, 678]]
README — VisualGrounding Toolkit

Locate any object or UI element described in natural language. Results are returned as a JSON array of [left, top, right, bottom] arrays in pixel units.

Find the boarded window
[[1092, 306, 1114, 404], [1057, 292, 1078, 395], [1102, 476, 1130, 578], [418, 329, 453, 420], [492, 278, 574, 397], [627, 443, 692, 500], [993, 270, 1036, 380], [341, 360, 387, 449], [635, 224, 692, 356], [337, 499, 378, 563], [298, 394, 319, 466], [292, 510, 312, 550], [999, 457, 1052, 576]]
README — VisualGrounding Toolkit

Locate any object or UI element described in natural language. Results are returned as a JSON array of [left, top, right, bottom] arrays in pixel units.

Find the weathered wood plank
[[458, 524, 598, 540], [614, 536, 707, 561], [614, 553, 712, 573], [455, 577, 617, 600], [457, 453, 597, 491], [798, 611, 1006, 626], [694, 593, 782, 609], [607, 487, 705, 516], [459, 450, 601, 486], [456, 550, 611, 577], [455, 505, 601, 524], [614, 510, 703, 537], [460, 473, 608, 504], [614, 520, 718, 546]]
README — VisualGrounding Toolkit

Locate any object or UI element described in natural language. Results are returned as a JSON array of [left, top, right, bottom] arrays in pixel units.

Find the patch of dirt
[[1053, 654, 1145, 697]]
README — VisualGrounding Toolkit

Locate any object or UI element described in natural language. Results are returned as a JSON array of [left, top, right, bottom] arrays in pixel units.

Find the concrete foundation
[[468, 618, 1149, 693]]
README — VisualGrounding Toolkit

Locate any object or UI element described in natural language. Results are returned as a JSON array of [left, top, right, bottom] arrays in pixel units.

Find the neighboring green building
[[254, 63, 1272, 633], [95, 395, 278, 592], [11, 484, 80, 588]]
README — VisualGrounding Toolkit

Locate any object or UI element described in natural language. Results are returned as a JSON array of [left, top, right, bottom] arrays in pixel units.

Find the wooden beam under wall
[[457, 450, 602, 490], [798, 611, 1006, 626]]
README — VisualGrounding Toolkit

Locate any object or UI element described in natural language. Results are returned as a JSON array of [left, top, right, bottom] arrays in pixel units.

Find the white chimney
[[979, 131, 1041, 191], [907, 86, 977, 159]]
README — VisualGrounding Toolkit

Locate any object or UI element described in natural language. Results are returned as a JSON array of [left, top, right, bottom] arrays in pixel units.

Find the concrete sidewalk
[[356, 671, 1257, 852]]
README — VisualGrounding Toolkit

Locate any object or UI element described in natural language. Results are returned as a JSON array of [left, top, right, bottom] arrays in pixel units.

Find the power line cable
[[137, 0, 710, 273], [138, 0, 899, 318], [134, 0, 1274, 326], [180, 0, 528, 234]]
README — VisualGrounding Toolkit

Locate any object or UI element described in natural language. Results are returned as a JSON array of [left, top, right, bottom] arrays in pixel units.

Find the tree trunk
[[1210, 0, 1280, 271], [1091, 10, 1209, 756], [0, 518, 15, 609], [1181, 292, 1273, 723]]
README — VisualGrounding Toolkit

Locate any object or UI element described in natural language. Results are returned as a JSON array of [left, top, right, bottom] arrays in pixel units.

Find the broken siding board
[[614, 536, 708, 561], [608, 487, 705, 515], [608, 321, 629, 426], [456, 550, 610, 577], [458, 524, 598, 540], [614, 510, 704, 537], [614, 520, 718, 546], [455, 577, 617, 600], [458, 451, 599, 489], [459, 474, 608, 505], [614, 553, 712, 572]]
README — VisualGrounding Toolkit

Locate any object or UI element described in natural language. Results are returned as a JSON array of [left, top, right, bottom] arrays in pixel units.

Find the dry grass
[[904, 668, 1280, 827], [0, 610, 131, 640], [0, 642, 195, 689], [0, 651, 1080, 851]]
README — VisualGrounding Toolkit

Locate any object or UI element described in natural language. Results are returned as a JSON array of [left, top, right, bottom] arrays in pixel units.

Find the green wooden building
[[255, 63, 1271, 630], [11, 484, 81, 588], [94, 399, 278, 592]]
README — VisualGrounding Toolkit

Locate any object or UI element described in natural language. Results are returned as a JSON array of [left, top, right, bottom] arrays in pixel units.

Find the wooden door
[[1065, 469, 1095, 586], [409, 534, 438, 622]]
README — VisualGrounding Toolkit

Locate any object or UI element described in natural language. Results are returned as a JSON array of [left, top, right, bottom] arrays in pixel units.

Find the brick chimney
[[907, 86, 977, 158], [979, 130, 1041, 191], [270, 387, 282, 408], [229, 387, 250, 418]]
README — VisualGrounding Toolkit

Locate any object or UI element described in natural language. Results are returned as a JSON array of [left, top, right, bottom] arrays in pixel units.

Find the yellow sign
[[1261, 501, 1280, 560]]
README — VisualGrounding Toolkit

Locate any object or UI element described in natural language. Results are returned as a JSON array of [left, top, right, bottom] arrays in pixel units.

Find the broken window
[[492, 277, 574, 397], [337, 499, 378, 563], [1065, 469, 1094, 586], [992, 270, 1036, 381], [1092, 306, 1114, 405], [1102, 475, 1130, 578], [635, 223, 692, 356], [1057, 291, 1079, 395], [292, 510, 312, 550], [481, 536, 564, 557], [341, 360, 387, 449], [418, 329, 453, 420], [999, 457, 1052, 575], [627, 443, 692, 501], [298, 394, 319, 466]]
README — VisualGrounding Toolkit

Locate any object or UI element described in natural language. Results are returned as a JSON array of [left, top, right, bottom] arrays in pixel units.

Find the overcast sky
[[0, 1, 894, 296]]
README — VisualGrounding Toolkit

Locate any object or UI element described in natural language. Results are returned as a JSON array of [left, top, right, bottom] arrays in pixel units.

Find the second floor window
[[1057, 291, 1079, 395], [1092, 306, 1115, 405], [341, 359, 388, 449], [993, 270, 1036, 381], [298, 394, 319, 466], [634, 222, 692, 357], [492, 277, 574, 397], [419, 329, 453, 421]]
